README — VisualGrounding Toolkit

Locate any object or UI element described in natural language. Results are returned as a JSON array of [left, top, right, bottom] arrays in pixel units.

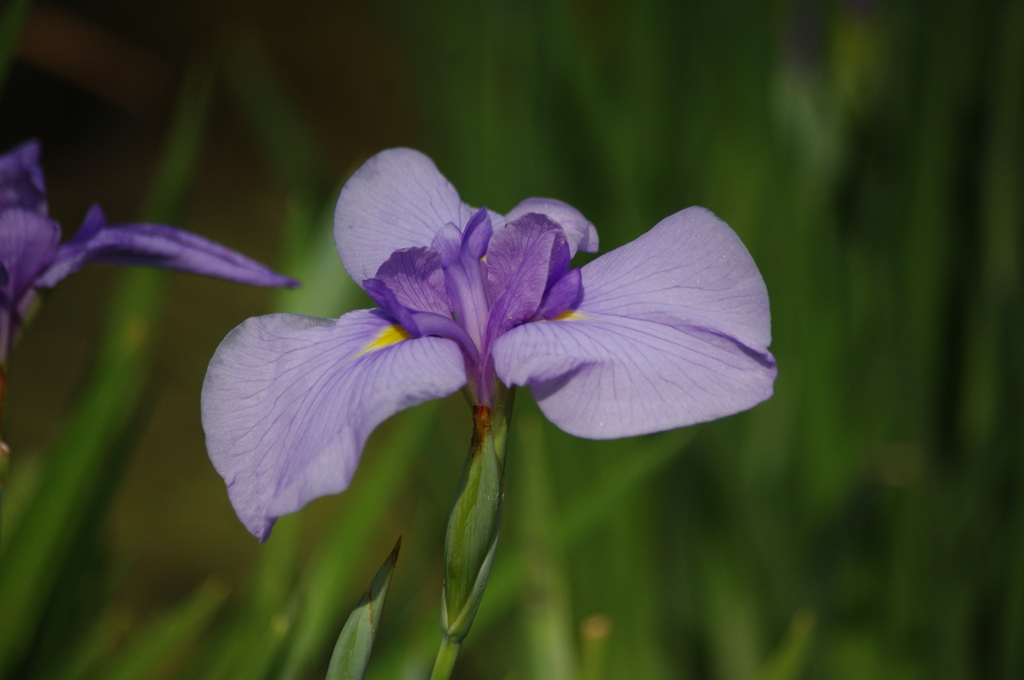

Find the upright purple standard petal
[[485, 214, 569, 338], [334, 148, 477, 284], [0, 209, 60, 301], [201, 310, 467, 539], [0, 208, 61, 360], [492, 206, 776, 438], [34, 205, 298, 289], [503, 198, 598, 256], [0, 140, 47, 215]]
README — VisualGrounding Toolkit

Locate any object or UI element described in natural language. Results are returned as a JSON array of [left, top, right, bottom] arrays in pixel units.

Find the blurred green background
[[0, 0, 1021, 678]]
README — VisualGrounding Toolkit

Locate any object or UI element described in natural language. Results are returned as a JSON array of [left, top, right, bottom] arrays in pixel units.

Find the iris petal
[[486, 226, 561, 339], [202, 310, 466, 539], [0, 140, 47, 216], [362, 278, 421, 335], [493, 313, 775, 438], [0, 208, 61, 302], [462, 206, 493, 259], [0, 208, 61, 360], [35, 206, 298, 290], [373, 247, 450, 316], [534, 267, 582, 320], [485, 213, 568, 303], [334, 148, 477, 283], [492, 206, 775, 438], [503, 197, 598, 257], [578, 207, 772, 351]]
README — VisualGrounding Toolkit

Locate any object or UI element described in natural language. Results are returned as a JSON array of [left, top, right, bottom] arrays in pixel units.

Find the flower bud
[[440, 387, 514, 644]]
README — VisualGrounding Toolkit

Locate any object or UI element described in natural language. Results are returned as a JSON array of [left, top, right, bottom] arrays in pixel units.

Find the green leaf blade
[[325, 538, 401, 680]]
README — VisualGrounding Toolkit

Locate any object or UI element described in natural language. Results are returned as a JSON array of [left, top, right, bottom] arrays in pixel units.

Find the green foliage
[[101, 579, 229, 680], [0, 56, 214, 679], [325, 539, 400, 680]]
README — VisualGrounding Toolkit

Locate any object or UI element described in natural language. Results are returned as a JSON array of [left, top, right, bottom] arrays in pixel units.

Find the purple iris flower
[[0, 140, 298, 364], [202, 148, 777, 540]]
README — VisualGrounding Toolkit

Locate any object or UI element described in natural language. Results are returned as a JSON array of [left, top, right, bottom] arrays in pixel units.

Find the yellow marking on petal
[[552, 310, 592, 322], [355, 324, 413, 357]]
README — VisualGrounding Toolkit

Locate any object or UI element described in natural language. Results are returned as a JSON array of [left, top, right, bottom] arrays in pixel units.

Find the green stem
[[428, 638, 461, 680]]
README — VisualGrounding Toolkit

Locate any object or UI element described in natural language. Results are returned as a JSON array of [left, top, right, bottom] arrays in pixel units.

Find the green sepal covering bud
[[440, 386, 515, 644], [325, 537, 401, 680]]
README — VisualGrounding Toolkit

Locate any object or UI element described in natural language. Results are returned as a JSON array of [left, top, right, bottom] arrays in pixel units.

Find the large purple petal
[[334, 148, 476, 284], [35, 206, 298, 289], [493, 315, 776, 438], [503, 198, 598, 257], [492, 206, 775, 438], [573, 207, 772, 352], [0, 140, 47, 216], [201, 309, 467, 540]]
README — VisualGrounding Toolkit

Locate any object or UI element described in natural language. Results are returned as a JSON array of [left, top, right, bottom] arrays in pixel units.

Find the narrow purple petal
[[362, 278, 421, 335], [534, 268, 582, 320], [546, 238, 571, 291], [432, 221, 490, 350], [69, 203, 106, 245], [503, 198, 598, 256], [361, 273, 478, 361], [462, 207, 493, 259], [431, 223, 463, 266], [373, 247, 450, 316], [492, 206, 775, 438], [35, 220, 298, 290], [409, 311, 479, 363], [0, 140, 48, 216], [201, 309, 466, 540], [334, 148, 475, 283]]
